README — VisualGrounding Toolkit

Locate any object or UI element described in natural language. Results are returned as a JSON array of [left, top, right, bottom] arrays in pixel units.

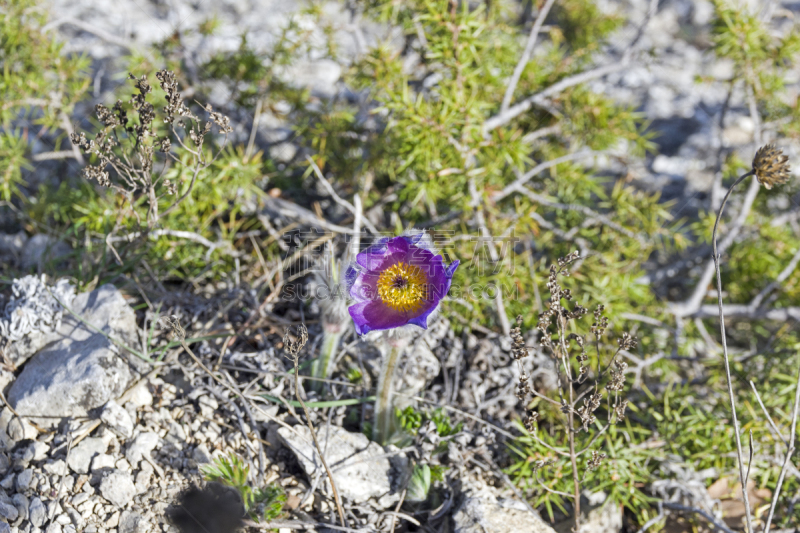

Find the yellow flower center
[[377, 262, 428, 313]]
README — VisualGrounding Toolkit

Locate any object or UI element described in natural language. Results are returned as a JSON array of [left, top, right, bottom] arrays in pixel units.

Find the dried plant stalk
[[713, 145, 792, 533], [284, 326, 347, 529], [512, 252, 634, 530]]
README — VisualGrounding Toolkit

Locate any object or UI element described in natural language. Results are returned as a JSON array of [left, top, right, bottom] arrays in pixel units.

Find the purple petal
[[356, 238, 390, 270], [387, 236, 411, 255], [349, 300, 417, 335], [446, 259, 460, 277], [347, 234, 460, 335], [407, 314, 430, 329], [349, 270, 381, 302], [344, 265, 358, 293]]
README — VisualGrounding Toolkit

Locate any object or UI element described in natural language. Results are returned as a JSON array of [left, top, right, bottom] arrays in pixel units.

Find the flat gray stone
[[8, 285, 141, 427], [119, 510, 148, 533], [29, 496, 46, 527], [0, 495, 18, 522], [277, 425, 407, 506], [15, 468, 34, 491], [125, 432, 159, 465], [454, 497, 556, 533], [12, 493, 28, 521], [67, 438, 106, 474], [100, 400, 134, 439], [99, 470, 135, 508]]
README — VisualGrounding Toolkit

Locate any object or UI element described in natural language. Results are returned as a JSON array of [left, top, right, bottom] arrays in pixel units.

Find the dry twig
[[283, 325, 347, 529]]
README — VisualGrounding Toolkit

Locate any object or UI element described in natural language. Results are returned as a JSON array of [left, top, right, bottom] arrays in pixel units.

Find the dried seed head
[[614, 398, 628, 422], [283, 325, 309, 359], [752, 144, 791, 190], [524, 411, 539, 432], [510, 316, 529, 361], [617, 332, 637, 350], [163, 179, 177, 195], [607, 359, 628, 392], [587, 450, 606, 470], [157, 315, 186, 341], [82, 165, 110, 187]]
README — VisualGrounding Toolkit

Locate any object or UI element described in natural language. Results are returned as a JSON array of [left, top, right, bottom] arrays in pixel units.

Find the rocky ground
[[0, 275, 584, 533], [3, 0, 800, 532]]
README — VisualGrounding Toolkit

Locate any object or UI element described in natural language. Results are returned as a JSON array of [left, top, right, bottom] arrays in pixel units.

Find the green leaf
[[406, 464, 432, 503]]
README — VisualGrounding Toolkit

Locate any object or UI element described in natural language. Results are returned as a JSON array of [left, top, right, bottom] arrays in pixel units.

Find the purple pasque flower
[[346, 233, 459, 336]]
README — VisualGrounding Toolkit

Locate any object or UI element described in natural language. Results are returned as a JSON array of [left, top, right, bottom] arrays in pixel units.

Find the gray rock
[[0, 428, 14, 451], [100, 401, 134, 439], [0, 231, 28, 257], [581, 502, 623, 533], [29, 498, 46, 528], [7, 415, 37, 443], [42, 460, 67, 475], [67, 438, 106, 474], [453, 497, 556, 533], [0, 474, 14, 490], [0, 453, 8, 475], [12, 493, 29, 521], [27, 441, 49, 462], [553, 492, 623, 533], [277, 425, 407, 505], [0, 409, 12, 434], [192, 443, 212, 465], [16, 469, 34, 491], [124, 432, 159, 465], [45, 524, 62, 533], [8, 285, 141, 427], [0, 495, 19, 522], [99, 470, 135, 508], [0, 520, 9, 533], [119, 511, 148, 533], [90, 454, 116, 472]]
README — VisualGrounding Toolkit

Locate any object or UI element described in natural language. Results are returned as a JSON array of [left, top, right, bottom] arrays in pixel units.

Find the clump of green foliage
[[0, 0, 90, 201], [396, 405, 462, 505], [397, 405, 463, 438], [201, 451, 285, 523]]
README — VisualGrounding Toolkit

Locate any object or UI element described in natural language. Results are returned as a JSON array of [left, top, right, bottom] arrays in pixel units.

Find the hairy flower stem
[[712, 170, 755, 533], [310, 330, 344, 393], [374, 344, 404, 445]]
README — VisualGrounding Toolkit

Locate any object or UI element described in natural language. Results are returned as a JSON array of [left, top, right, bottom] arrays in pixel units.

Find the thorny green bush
[[0, 0, 90, 201]]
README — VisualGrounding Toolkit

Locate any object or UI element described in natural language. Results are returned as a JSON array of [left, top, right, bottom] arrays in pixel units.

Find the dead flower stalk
[[712, 144, 792, 533], [512, 252, 635, 530], [283, 325, 347, 529]]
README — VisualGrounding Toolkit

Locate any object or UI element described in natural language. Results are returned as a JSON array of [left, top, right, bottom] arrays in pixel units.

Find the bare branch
[[31, 150, 79, 162], [307, 156, 379, 234], [469, 177, 511, 336], [711, 170, 755, 532], [750, 381, 789, 447], [501, 0, 557, 111], [764, 351, 800, 533], [660, 502, 737, 533], [483, 62, 631, 134], [490, 150, 601, 203], [510, 183, 645, 243]]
